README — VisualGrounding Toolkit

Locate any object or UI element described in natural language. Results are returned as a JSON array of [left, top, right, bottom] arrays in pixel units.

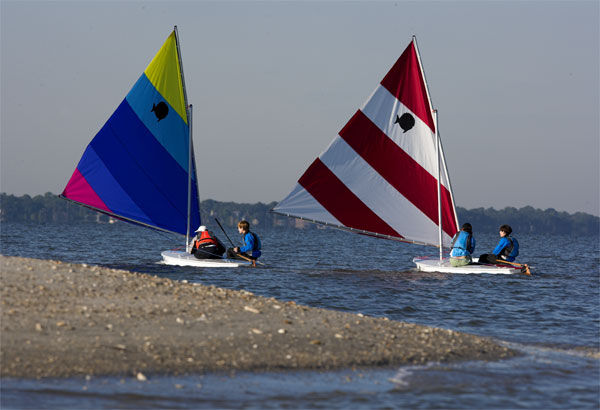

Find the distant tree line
[[456, 206, 598, 236], [1, 192, 598, 235]]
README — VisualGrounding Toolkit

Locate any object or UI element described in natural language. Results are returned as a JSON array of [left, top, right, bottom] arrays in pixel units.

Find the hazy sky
[[1, 1, 598, 216]]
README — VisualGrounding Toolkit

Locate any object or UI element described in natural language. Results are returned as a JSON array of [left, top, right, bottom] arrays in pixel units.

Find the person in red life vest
[[190, 225, 226, 259]]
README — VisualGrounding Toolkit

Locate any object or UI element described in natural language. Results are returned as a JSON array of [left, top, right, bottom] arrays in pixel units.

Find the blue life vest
[[241, 231, 262, 258], [502, 237, 519, 259], [450, 231, 473, 257], [248, 232, 261, 252]]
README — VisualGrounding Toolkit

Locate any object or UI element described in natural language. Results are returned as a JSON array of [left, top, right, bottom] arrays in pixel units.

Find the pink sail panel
[[62, 169, 111, 213], [273, 38, 458, 247]]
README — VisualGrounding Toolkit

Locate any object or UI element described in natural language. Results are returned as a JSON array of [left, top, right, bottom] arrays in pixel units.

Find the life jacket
[[450, 230, 472, 253], [245, 232, 261, 251], [194, 231, 218, 249], [501, 237, 519, 259]]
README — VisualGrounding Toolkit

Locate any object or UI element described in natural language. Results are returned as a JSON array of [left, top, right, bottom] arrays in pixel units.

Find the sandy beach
[[1, 255, 516, 379]]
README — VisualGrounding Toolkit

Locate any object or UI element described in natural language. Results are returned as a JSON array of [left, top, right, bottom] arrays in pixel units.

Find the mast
[[173, 26, 189, 111], [438, 137, 459, 235], [173, 25, 193, 251], [186, 105, 194, 251], [413, 36, 443, 256], [434, 110, 443, 261]]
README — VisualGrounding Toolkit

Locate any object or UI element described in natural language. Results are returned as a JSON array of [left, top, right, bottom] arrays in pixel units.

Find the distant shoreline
[[1, 192, 598, 235], [1, 255, 516, 379]]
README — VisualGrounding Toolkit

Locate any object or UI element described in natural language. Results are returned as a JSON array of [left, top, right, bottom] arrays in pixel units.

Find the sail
[[61, 31, 200, 235], [273, 38, 458, 247]]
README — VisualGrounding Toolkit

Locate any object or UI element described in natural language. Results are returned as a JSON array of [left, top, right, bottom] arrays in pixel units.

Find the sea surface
[[1, 221, 598, 409]]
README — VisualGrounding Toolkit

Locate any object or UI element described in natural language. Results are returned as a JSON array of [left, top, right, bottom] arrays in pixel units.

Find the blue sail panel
[[88, 100, 191, 234], [74, 145, 152, 224], [126, 74, 190, 174]]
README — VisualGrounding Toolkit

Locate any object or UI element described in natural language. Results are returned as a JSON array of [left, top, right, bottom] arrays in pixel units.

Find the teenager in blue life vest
[[227, 220, 262, 262], [449, 222, 476, 267], [189, 225, 226, 259], [479, 224, 520, 264]]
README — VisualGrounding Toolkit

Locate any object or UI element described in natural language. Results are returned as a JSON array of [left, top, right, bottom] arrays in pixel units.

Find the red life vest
[[194, 231, 217, 249]]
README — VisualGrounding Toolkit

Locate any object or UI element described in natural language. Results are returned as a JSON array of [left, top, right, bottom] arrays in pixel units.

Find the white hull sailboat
[[272, 36, 529, 275], [160, 250, 247, 268], [413, 257, 524, 275], [61, 27, 249, 268]]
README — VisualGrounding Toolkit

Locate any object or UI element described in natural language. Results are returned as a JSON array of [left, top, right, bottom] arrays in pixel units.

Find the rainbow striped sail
[[61, 29, 200, 236], [273, 38, 459, 248]]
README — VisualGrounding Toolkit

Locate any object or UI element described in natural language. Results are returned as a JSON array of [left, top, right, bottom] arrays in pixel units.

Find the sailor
[[449, 222, 476, 267], [479, 224, 519, 264], [190, 225, 226, 259], [227, 220, 262, 263]]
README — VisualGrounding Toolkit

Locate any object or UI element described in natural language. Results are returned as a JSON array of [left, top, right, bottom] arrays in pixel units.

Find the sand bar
[[1, 255, 516, 379]]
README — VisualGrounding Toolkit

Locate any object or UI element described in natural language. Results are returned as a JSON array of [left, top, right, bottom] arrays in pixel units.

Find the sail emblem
[[151, 101, 169, 122], [394, 113, 415, 133]]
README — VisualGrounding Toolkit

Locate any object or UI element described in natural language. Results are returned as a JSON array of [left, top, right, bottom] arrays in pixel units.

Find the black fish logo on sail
[[394, 113, 415, 133], [151, 102, 169, 122]]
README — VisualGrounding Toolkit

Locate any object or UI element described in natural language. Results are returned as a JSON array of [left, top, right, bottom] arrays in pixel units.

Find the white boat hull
[[413, 257, 525, 275], [161, 250, 250, 268]]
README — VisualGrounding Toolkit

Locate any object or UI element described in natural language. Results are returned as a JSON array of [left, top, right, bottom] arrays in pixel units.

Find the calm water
[[1, 221, 598, 409]]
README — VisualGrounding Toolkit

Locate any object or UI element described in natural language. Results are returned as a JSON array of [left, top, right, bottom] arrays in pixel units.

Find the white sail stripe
[[272, 183, 342, 226], [360, 85, 451, 189], [319, 137, 453, 246]]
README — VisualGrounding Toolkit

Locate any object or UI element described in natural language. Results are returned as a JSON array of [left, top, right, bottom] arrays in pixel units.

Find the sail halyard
[[436, 116, 460, 250], [411, 36, 436, 134], [413, 36, 443, 256], [438, 136, 459, 233], [435, 110, 443, 260], [412, 36, 459, 252], [186, 105, 194, 251], [173, 25, 197, 251]]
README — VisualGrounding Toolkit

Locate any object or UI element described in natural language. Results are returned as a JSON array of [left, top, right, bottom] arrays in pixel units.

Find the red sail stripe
[[339, 110, 457, 237], [380, 41, 435, 134], [298, 158, 403, 239]]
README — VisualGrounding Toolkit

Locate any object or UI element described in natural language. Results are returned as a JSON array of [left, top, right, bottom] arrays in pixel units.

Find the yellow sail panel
[[143, 32, 187, 124]]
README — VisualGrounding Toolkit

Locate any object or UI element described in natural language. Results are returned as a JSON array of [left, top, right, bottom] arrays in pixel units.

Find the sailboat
[[60, 27, 249, 268], [272, 37, 527, 275]]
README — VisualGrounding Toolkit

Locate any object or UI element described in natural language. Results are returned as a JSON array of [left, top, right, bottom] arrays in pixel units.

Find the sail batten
[[273, 38, 459, 248], [61, 30, 200, 236]]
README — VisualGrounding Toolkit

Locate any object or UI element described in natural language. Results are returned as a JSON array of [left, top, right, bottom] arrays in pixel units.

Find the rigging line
[[148, 225, 185, 245]]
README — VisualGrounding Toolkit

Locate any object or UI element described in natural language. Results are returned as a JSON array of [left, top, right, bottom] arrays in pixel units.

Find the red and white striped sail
[[273, 38, 459, 247]]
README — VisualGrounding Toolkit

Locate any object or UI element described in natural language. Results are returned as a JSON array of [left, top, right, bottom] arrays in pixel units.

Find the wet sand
[[1, 255, 516, 379]]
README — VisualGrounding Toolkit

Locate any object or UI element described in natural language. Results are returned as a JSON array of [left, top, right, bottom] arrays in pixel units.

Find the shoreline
[[1, 255, 516, 379]]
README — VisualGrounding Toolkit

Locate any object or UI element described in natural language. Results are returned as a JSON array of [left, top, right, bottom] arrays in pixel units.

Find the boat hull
[[413, 257, 525, 275], [161, 250, 249, 268]]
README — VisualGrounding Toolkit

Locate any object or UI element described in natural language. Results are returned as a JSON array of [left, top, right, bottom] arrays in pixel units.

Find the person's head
[[195, 225, 206, 235], [499, 224, 512, 237], [237, 220, 250, 233], [461, 223, 472, 234]]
